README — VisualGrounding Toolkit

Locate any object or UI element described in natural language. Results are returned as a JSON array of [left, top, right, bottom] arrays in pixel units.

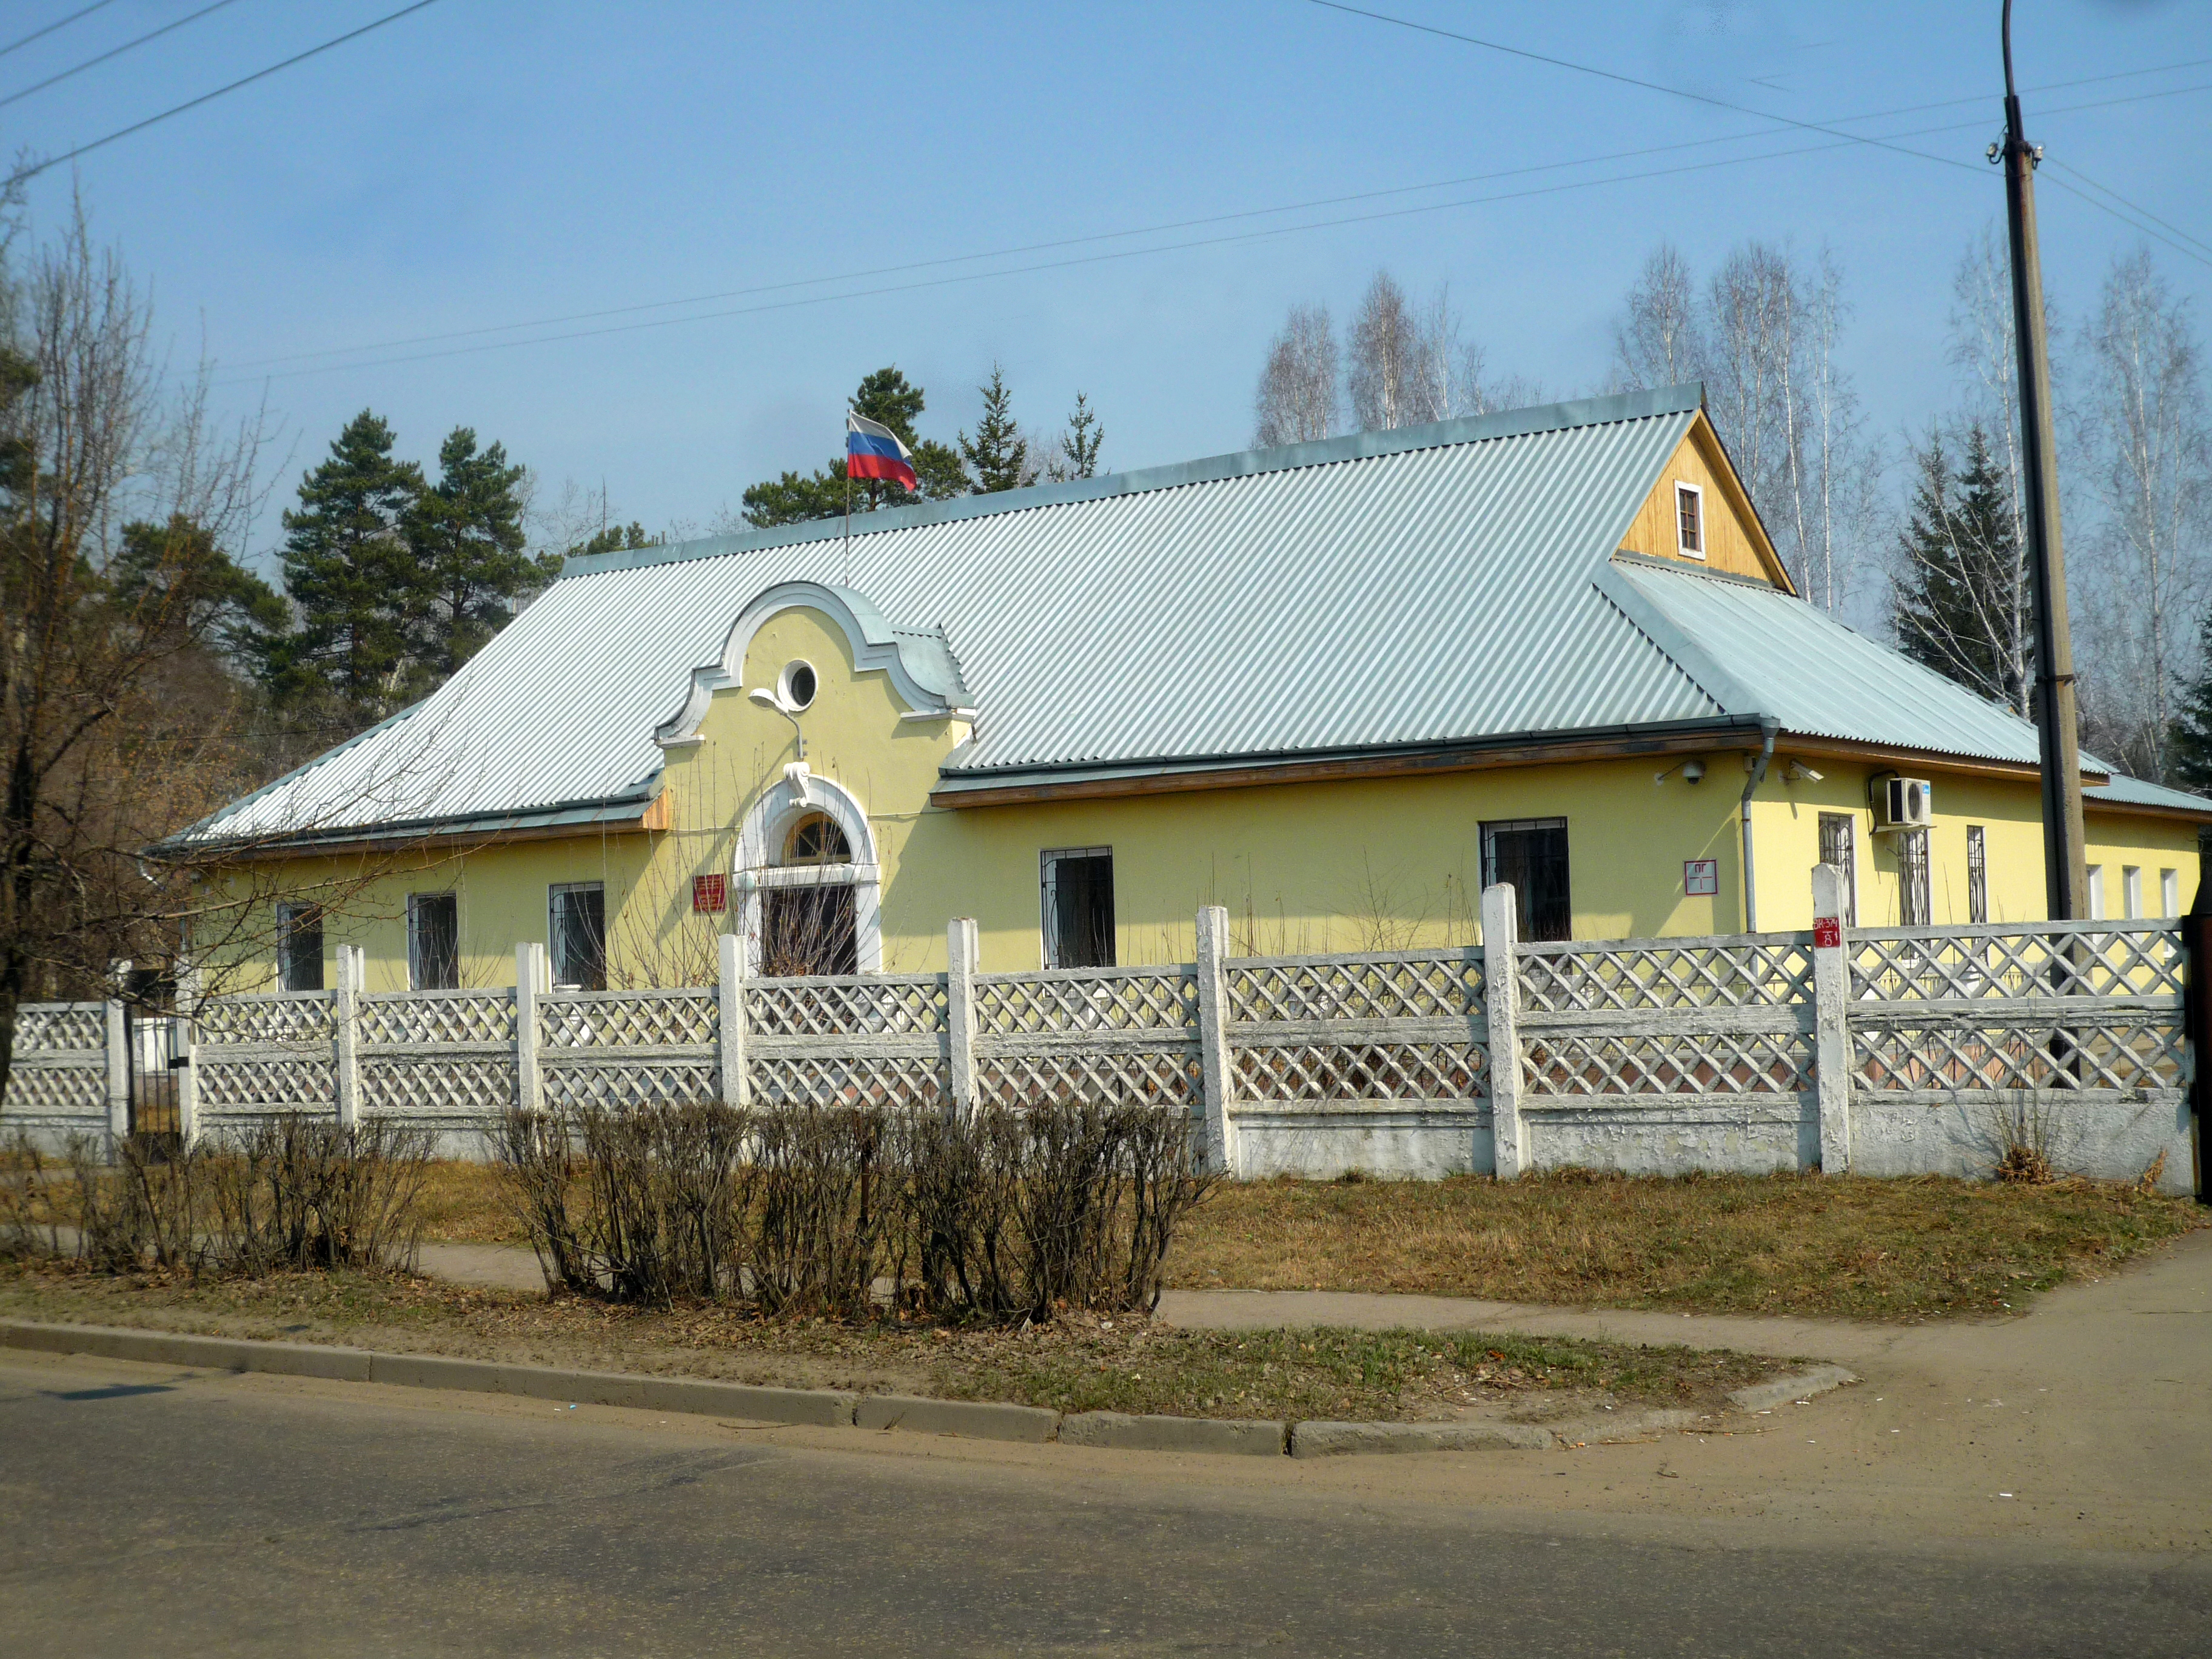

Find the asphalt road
[[3, 1345, 2208, 1658]]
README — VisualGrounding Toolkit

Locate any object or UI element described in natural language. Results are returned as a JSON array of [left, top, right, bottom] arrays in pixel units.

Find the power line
[[2043, 158, 2212, 263], [5, 0, 443, 187], [2040, 172, 2212, 275], [216, 75, 2212, 384], [0, 0, 247, 112], [0, 1, 118, 61], [218, 112, 2040, 387], [1303, 0, 1980, 175]]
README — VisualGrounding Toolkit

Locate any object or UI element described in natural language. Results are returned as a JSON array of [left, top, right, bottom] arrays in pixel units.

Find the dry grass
[[0, 1257, 1784, 1424], [1165, 1169, 2205, 1320]]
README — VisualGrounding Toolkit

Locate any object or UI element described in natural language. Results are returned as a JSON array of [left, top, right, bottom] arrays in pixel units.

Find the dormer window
[[1675, 482, 1703, 557]]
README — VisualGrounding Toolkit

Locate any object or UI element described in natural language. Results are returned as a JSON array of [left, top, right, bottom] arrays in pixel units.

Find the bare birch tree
[[1611, 243, 1706, 391], [1253, 303, 1338, 446], [1348, 271, 1425, 432], [2073, 249, 2211, 781]]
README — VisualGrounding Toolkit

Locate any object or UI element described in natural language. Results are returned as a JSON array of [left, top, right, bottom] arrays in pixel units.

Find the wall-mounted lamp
[[1654, 757, 1706, 785], [748, 687, 805, 759]]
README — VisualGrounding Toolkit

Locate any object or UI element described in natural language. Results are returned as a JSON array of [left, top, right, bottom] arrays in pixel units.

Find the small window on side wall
[[549, 882, 606, 990], [1966, 825, 1988, 925], [1481, 818, 1572, 942], [1675, 482, 1703, 557], [1042, 848, 1115, 969], [407, 893, 459, 991], [276, 903, 324, 992]]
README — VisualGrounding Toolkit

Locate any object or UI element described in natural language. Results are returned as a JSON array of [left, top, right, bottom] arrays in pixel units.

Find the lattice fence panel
[[196, 995, 333, 1047], [975, 969, 1197, 1036], [1, 1061, 106, 1120], [1848, 924, 2184, 1002], [1227, 951, 1482, 1024], [196, 1057, 337, 1114], [1519, 936, 1814, 1013], [1522, 1031, 1812, 1097], [12, 1002, 106, 1051], [746, 976, 945, 1037], [974, 1049, 1199, 1110], [363, 1056, 517, 1119], [358, 991, 515, 1048], [1854, 1021, 2182, 1093], [541, 1062, 721, 1111], [539, 991, 716, 1050], [749, 1056, 947, 1111], [1233, 1041, 1485, 1102]]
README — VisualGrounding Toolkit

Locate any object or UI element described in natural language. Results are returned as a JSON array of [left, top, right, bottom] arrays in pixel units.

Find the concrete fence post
[[946, 917, 979, 1121], [104, 959, 129, 1144], [1481, 883, 1527, 1179], [516, 940, 545, 1116], [174, 963, 203, 1147], [717, 932, 747, 1108], [332, 945, 364, 1130], [1193, 905, 1237, 1176], [1810, 863, 1852, 1175]]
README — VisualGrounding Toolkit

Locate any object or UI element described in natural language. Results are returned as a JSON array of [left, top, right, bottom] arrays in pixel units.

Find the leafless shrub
[[0, 1129, 67, 1257], [486, 1107, 591, 1291], [68, 1131, 203, 1273], [750, 1105, 888, 1318], [1985, 1097, 2060, 1185], [203, 1116, 432, 1273]]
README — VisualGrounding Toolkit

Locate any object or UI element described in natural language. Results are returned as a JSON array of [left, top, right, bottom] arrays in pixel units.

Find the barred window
[[1818, 813, 1857, 926], [549, 882, 606, 990], [1966, 825, 1988, 925], [1042, 848, 1116, 969], [407, 893, 459, 991], [1899, 830, 1931, 927], [1482, 817, 1572, 942], [276, 903, 323, 993]]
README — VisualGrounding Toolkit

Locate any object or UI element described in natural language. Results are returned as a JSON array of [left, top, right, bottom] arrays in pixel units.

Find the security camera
[[1681, 758, 1705, 783], [1786, 760, 1825, 783]]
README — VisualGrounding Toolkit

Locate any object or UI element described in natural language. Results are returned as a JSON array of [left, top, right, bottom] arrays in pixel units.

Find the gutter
[[1740, 719, 1779, 931]]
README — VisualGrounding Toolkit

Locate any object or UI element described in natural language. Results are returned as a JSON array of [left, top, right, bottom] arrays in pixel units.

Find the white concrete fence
[[2, 868, 2197, 1193]]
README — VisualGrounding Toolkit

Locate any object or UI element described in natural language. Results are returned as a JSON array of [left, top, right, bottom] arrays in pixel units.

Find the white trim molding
[[732, 763, 884, 973], [1673, 480, 1706, 558], [654, 580, 970, 751]]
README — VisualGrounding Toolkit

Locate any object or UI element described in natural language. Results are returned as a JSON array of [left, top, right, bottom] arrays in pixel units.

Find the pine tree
[[411, 426, 541, 676], [959, 364, 1029, 493], [276, 410, 426, 722], [740, 366, 968, 527], [2167, 613, 2212, 792], [113, 514, 289, 678], [1047, 390, 1104, 481], [1891, 424, 2033, 713]]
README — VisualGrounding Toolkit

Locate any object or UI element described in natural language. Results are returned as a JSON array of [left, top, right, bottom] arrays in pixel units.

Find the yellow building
[[176, 386, 2211, 992]]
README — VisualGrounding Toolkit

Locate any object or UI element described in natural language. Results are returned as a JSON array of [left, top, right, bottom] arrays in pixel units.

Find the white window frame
[[2162, 867, 2180, 917], [548, 881, 606, 990], [1965, 825, 1988, 926], [2086, 864, 2105, 920], [2123, 865, 2142, 920], [407, 891, 460, 991], [1041, 846, 1116, 970], [732, 768, 882, 975], [1674, 480, 1705, 558], [1818, 812, 1858, 927]]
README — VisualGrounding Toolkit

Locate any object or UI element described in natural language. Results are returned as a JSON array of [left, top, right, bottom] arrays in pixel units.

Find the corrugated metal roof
[[193, 381, 2205, 846], [1606, 558, 2054, 766], [189, 387, 1720, 843], [2088, 771, 2212, 814]]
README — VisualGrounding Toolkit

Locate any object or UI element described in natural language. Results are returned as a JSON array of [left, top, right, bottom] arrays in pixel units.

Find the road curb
[[0, 1318, 1843, 1458], [1725, 1366, 1859, 1414]]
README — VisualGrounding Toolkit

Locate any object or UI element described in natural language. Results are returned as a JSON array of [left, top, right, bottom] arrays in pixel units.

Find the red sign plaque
[[1812, 916, 1842, 949]]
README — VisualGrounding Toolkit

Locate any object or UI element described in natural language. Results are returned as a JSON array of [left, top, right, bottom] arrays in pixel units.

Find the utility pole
[[1997, 0, 2088, 921]]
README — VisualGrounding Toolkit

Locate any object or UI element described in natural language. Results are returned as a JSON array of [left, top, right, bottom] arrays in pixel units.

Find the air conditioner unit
[[1872, 774, 1935, 833]]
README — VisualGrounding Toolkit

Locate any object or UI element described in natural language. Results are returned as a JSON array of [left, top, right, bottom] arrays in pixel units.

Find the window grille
[[1482, 818, 1572, 942], [1899, 829, 1931, 927], [1818, 813, 1857, 925], [407, 894, 459, 991], [1042, 848, 1116, 968], [549, 883, 606, 990], [1966, 825, 1987, 925], [276, 903, 323, 992]]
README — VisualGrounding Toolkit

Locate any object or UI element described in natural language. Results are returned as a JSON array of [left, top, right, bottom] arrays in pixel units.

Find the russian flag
[[846, 412, 919, 493]]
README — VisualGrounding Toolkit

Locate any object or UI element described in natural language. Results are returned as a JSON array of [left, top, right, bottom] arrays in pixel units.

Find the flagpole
[[843, 421, 853, 588]]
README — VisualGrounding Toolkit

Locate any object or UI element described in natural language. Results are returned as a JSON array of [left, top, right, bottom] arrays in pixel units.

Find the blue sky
[[6, 0, 2208, 565]]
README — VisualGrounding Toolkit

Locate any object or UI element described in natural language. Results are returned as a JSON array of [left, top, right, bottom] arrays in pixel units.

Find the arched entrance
[[734, 765, 882, 976]]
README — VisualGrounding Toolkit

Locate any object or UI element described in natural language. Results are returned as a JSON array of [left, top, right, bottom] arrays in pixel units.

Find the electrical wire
[[1303, 0, 1980, 175], [2043, 158, 2212, 263], [220, 60, 2212, 374], [214, 78, 2212, 386], [0, 0, 247, 112], [0, 1, 118, 61], [4, 0, 442, 187]]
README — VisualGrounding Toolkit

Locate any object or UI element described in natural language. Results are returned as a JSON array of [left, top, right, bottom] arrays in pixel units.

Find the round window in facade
[[779, 660, 817, 711]]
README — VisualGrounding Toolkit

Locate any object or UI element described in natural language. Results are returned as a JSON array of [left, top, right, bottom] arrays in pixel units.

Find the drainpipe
[[1740, 719, 1780, 932]]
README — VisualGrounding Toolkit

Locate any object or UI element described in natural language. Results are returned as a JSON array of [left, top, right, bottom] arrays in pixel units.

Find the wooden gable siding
[[1617, 413, 1795, 591]]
